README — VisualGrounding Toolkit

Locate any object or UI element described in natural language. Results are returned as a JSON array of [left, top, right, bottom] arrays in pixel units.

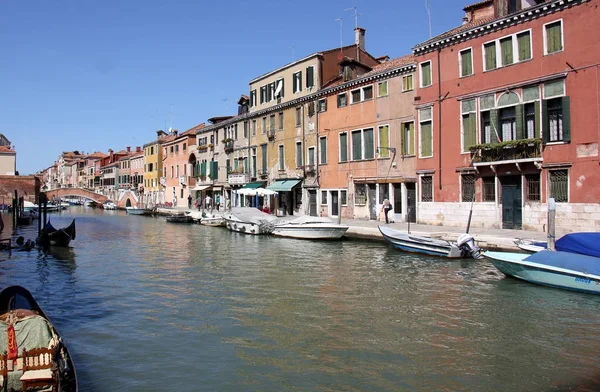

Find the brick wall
[[0, 175, 40, 205]]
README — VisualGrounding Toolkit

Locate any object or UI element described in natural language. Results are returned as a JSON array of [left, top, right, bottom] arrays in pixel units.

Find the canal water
[[1, 207, 599, 391]]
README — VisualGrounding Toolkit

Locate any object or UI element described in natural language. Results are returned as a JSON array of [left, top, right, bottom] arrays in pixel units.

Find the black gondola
[[0, 286, 77, 391], [165, 214, 194, 223], [38, 219, 76, 247]]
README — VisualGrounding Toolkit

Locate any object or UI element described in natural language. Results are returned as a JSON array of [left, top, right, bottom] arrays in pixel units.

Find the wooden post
[[38, 193, 46, 237], [547, 197, 556, 251], [337, 191, 342, 225], [12, 190, 17, 227]]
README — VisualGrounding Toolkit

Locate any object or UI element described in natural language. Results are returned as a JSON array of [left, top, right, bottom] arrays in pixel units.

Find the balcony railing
[[267, 129, 275, 140], [469, 138, 542, 164], [258, 169, 268, 179], [228, 172, 251, 185]]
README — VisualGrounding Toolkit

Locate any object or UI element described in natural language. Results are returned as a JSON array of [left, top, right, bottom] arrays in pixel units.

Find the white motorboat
[[272, 216, 349, 239], [223, 207, 280, 235], [199, 212, 224, 227], [514, 238, 547, 253], [103, 201, 117, 210], [125, 206, 150, 216]]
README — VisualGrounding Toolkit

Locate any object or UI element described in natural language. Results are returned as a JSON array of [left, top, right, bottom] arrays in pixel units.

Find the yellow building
[[143, 130, 170, 205]]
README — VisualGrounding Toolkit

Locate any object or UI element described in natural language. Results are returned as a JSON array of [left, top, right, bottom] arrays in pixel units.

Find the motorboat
[[103, 201, 117, 210], [272, 216, 349, 239], [514, 238, 547, 253], [125, 206, 150, 216], [485, 233, 600, 294], [198, 211, 224, 227], [0, 285, 78, 391], [223, 207, 281, 235], [379, 225, 482, 259]]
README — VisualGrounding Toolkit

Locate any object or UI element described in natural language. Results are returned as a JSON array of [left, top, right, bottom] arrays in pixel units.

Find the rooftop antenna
[[334, 18, 343, 53], [168, 104, 173, 133], [425, 0, 432, 39], [344, 6, 360, 30]]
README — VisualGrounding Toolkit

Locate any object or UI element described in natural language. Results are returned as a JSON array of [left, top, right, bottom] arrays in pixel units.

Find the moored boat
[[0, 285, 78, 391], [379, 225, 482, 259], [514, 238, 547, 253], [223, 207, 280, 235], [38, 219, 76, 247], [485, 233, 600, 294], [166, 214, 194, 223], [272, 216, 349, 239], [125, 206, 150, 216]]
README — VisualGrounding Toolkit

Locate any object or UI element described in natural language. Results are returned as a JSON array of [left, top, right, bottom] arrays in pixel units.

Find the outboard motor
[[456, 233, 482, 259]]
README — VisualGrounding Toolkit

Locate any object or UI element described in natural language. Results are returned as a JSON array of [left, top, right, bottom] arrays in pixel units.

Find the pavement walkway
[[153, 206, 558, 252]]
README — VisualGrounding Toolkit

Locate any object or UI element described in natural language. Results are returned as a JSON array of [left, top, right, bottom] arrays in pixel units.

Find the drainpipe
[[437, 47, 443, 190], [314, 101, 320, 217]]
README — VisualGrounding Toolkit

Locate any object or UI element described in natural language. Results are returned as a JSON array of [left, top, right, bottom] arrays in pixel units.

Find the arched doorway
[[126, 198, 132, 207]]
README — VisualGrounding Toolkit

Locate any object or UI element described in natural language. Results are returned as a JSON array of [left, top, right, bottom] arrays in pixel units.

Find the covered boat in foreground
[[272, 216, 349, 239], [379, 225, 482, 259], [223, 207, 281, 235], [485, 233, 600, 294], [0, 285, 77, 391], [38, 219, 76, 247]]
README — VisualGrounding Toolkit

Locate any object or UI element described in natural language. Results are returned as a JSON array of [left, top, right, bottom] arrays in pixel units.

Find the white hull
[[224, 219, 264, 234], [272, 224, 348, 239], [201, 217, 224, 227], [126, 207, 147, 215]]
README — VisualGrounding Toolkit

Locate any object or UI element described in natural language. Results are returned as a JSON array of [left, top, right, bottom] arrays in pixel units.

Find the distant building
[[0, 134, 16, 175]]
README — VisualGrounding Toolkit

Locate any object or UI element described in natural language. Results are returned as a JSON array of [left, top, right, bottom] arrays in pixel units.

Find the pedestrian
[[204, 194, 212, 209], [381, 198, 393, 224], [187, 194, 192, 209], [215, 194, 221, 211]]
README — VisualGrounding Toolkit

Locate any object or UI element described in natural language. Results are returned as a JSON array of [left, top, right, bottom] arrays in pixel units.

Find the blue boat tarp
[[525, 250, 600, 277], [555, 233, 600, 258]]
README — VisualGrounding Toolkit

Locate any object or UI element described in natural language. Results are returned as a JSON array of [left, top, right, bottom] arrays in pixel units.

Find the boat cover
[[555, 233, 600, 258]]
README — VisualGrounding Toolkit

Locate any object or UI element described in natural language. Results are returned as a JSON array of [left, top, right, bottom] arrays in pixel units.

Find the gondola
[[165, 214, 194, 223], [0, 285, 78, 391], [38, 219, 76, 247]]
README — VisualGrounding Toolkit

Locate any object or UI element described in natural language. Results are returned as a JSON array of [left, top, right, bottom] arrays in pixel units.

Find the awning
[[241, 181, 265, 189], [192, 185, 212, 191], [267, 179, 301, 192]]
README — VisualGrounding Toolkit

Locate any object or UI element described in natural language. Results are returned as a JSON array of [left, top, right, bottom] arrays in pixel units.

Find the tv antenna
[[334, 18, 343, 52], [344, 7, 360, 30], [425, 0, 432, 39]]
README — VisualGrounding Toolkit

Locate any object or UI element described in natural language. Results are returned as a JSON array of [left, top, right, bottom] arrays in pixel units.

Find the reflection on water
[[0, 207, 599, 391]]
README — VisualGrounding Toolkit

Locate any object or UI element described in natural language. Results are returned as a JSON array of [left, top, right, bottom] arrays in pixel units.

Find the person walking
[[187, 194, 193, 209], [382, 198, 393, 224], [204, 194, 212, 210], [215, 194, 221, 211]]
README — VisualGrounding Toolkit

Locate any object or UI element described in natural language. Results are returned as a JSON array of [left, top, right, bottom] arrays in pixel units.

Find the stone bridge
[[45, 188, 109, 203]]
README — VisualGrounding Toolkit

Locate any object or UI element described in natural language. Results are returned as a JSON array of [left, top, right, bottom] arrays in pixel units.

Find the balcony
[[222, 139, 234, 154], [258, 169, 268, 179], [197, 144, 214, 153], [267, 129, 275, 140], [470, 138, 542, 166], [179, 176, 196, 186], [228, 172, 251, 185], [302, 164, 316, 176]]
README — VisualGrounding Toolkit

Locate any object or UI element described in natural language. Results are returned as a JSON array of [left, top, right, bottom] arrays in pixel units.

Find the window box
[[469, 138, 541, 163]]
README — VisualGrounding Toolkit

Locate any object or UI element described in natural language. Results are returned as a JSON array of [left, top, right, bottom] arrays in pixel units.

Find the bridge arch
[[45, 188, 108, 204]]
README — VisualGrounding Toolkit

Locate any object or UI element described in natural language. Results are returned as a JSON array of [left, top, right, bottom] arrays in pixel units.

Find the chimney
[[156, 130, 166, 139], [462, 15, 469, 24], [126, 146, 131, 152], [108, 149, 113, 154], [136, 146, 141, 152], [354, 27, 365, 51]]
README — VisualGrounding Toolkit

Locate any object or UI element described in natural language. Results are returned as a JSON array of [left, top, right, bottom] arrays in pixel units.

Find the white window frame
[[293, 71, 302, 94], [377, 81, 388, 97], [317, 98, 327, 112], [482, 28, 533, 72], [350, 128, 375, 161], [543, 19, 564, 56], [458, 47, 473, 78], [402, 74, 414, 92], [350, 84, 374, 104], [419, 60, 432, 88], [319, 136, 327, 164]]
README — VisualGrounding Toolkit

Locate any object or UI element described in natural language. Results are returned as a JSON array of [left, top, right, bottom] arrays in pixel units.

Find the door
[[368, 184, 377, 220], [393, 184, 402, 214], [406, 183, 416, 223], [501, 176, 522, 229], [308, 190, 317, 216], [331, 191, 339, 216]]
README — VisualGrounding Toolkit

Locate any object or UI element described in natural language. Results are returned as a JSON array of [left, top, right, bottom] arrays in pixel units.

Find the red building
[[412, 0, 599, 232]]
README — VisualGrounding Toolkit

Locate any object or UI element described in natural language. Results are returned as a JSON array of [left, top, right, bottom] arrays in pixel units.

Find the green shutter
[[515, 104, 525, 140], [201, 161, 206, 177], [364, 129, 374, 159], [379, 126, 389, 157], [421, 63, 431, 86], [421, 122, 432, 157], [461, 50, 472, 76], [340, 133, 347, 162], [400, 124, 406, 155], [518, 32, 531, 61], [409, 122, 415, 155], [534, 101, 541, 138], [281, 79, 285, 97], [541, 100, 549, 143], [463, 114, 476, 151], [352, 131, 362, 160], [244, 158, 249, 173], [547, 22, 563, 53], [212, 161, 218, 179], [562, 96, 571, 142], [306, 67, 314, 88], [500, 37, 513, 66], [485, 42, 496, 70], [490, 109, 500, 142]]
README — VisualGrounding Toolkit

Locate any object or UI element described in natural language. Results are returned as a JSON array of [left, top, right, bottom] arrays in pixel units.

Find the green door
[[501, 176, 522, 229]]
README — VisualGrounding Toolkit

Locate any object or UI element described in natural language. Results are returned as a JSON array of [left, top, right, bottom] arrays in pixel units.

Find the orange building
[[161, 129, 199, 208]]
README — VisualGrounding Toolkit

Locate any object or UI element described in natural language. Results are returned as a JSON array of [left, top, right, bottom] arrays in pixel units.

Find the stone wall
[[0, 175, 40, 205]]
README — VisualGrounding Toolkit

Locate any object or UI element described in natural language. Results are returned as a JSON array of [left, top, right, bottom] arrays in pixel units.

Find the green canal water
[[1, 207, 600, 391]]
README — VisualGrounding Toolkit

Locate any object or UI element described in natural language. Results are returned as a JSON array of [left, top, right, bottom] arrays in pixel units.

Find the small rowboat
[[0, 286, 78, 391]]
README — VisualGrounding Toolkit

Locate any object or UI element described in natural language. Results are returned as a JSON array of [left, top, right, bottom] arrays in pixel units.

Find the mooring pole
[[547, 198, 556, 251], [38, 193, 45, 237], [12, 190, 17, 227]]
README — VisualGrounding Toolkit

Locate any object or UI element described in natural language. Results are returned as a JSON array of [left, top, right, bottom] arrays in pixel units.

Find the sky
[[0, 0, 468, 175]]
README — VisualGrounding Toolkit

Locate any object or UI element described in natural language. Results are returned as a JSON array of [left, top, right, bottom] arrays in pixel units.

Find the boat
[[485, 233, 600, 294], [514, 238, 547, 253], [16, 215, 34, 225], [223, 207, 281, 235], [378, 225, 482, 259], [200, 215, 225, 227], [38, 219, 76, 247], [272, 216, 349, 239], [103, 201, 117, 210], [23, 201, 38, 213], [166, 214, 194, 223], [125, 206, 150, 216], [0, 285, 78, 391]]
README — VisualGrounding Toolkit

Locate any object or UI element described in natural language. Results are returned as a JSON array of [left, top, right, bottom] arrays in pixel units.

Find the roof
[[208, 116, 234, 124], [86, 152, 108, 159], [414, 16, 496, 48], [463, 0, 493, 11], [362, 54, 415, 78], [0, 146, 15, 153]]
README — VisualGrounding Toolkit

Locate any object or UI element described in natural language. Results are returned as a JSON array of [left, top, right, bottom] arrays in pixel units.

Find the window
[[260, 86, 266, 104], [262, 117, 266, 134], [420, 61, 432, 87], [484, 41, 497, 71], [183, 143, 187, 151], [341, 190, 347, 205], [355, 184, 367, 205], [363, 85, 373, 100], [293, 71, 302, 93], [269, 115, 275, 132], [545, 98, 568, 142], [307, 147, 315, 166], [243, 121, 248, 138], [261, 144, 267, 172], [318, 99, 327, 112], [306, 66, 314, 89], [278, 145, 284, 170], [500, 106, 517, 141], [252, 120, 257, 136], [250, 90, 257, 107], [170, 146, 174, 153], [278, 112, 284, 130], [549, 169, 568, 202], [524, 102, 537, 139], [421, 176, 433, 202], [234, 124, 238, 140], [481, 111, 493, 144], [296, 141, 303, 168], [321, 191, 327, 205], [339, 132, 348, 162], [351, 89, 361, 103], [295, 107, 302, 127], [275, 78, 284, 99], [517, 31, 531, 61], [461, 173, 475, 202], [459, 48, 473, 77], [402, 75, 413, 91], [378, 125, 390, 158], [337, 93, 347, 107], [500, 36, 513, 66], [401, 122, 415, 156], [461, 99, 477, 152], [350, 85, 373, 103], [482, 177, 495, 202], [525, 174, 540, 202], [267, 82, 274, 102], [351, 128, 374, 161], [351, 130, 362, 161], [378, 81, 388, 97], [319, 137, 327, 164], [485, 29, 532, 70], [544, 20, 563, 54], [419, 107, 433, 157]]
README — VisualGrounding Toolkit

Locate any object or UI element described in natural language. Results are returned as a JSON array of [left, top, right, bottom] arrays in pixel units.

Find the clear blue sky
[[0, 0, 467, 175]]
